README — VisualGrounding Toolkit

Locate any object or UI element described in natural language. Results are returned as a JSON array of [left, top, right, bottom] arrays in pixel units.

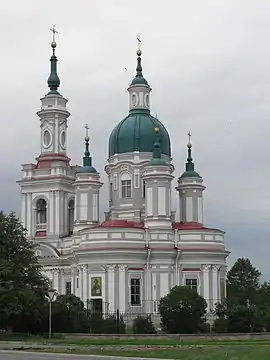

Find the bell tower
[[18, 27, 75, 245], [37, 26, 70, 158]]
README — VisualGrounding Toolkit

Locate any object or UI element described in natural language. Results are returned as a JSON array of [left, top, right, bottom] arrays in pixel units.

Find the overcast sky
[[0, 0, 269, 278]]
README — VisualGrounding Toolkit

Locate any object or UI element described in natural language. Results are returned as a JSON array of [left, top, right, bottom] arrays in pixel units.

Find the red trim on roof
[[128, 268, 144, 271], [182, 268, 201, 271], [35, 153, 71, 170], [172, 221, 223, 232], [100, 220, 145, 229]]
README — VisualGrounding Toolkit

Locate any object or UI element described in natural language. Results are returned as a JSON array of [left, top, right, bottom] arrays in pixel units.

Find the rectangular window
[[66, 281, 71, 295], [134, 173, 139, 188], [76, 278, 79, 288], [113, 175, 117, 190], [109, 183, 113, 203], [130, 278, 141, 305], [121, 179, 132, 198], [142, 180, 146, 198], [185, 278, 197, 291]]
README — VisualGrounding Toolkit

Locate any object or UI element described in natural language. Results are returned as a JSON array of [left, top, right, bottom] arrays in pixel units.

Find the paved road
[[0, 350, 159, 360]]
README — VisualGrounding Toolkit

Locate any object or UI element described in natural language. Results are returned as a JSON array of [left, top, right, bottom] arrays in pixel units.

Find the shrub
[[132, 315, 156, 334]]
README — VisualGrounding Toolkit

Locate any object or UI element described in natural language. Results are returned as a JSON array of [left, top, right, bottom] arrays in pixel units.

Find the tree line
[[0, 211, 269, 334]]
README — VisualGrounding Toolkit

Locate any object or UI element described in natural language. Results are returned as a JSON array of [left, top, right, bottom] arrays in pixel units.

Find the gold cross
[[84, 124, 89, 137], [50, 25, 58, 42], [188, 131, 192, 143], [137, 34, 141, 50]]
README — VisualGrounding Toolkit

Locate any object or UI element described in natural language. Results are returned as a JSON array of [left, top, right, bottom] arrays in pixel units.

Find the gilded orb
[[51, 41, 57, 49]]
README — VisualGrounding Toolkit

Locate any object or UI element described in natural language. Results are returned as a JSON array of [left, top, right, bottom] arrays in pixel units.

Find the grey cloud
[[0, 0, 269, 277]]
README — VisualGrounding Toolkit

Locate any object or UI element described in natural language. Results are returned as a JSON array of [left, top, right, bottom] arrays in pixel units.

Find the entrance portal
[[91, 298, 103, 315]]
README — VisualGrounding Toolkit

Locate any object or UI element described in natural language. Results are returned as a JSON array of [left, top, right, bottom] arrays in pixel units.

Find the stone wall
[[63, 332, 270, 341]]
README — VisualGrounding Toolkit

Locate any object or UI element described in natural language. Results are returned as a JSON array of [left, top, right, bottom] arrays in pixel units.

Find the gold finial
[[154, 127, 159, 134], [84, 124, 89, 141], [187, 131, 192, 148], [137, 34, 142, 56], [50, 25, 58, 48]]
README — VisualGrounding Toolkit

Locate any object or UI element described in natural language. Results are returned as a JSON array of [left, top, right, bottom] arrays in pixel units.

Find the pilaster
[[118, 264, 127, 312], [212, 265, 220, 306], [52, 268, 60, 292], [82, 265, 88, 304], [202, 264, 211, 311], [107, 265, 116, 311]]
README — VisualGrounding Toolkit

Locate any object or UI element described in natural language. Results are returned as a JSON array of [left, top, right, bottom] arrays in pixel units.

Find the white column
[[145, 265, 152, 313], [202, 265, 210, 311], [21, 194, 26, 228], [55, 191, 60, 235], [82, 265, 88, 305], [27, 193, 32, 236], [49, 191, 54, 234], [71, 268, 76, 295], [212, 265, 219, 306], [32, 206, 36, 238], [79, 266, 83, 300], [118, 265, 127, 312], [61, 269, 65, 295], [53, 269, 59, 293], [107, 265, 115, 311]]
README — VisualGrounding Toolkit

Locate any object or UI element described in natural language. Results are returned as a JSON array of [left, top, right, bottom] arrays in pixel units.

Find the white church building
[[17, 37, 229, 315]]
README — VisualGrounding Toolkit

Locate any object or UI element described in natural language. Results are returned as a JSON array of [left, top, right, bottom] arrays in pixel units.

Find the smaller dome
[[180, 170, 201, 178], [77, 165, 97, 174]]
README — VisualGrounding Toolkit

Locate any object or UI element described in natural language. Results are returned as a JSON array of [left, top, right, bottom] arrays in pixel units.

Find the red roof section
[[100, 220, 145, 229], [172, 221, 223, 232], [35, 153, 71, 169], [99, 220, 223, 232]]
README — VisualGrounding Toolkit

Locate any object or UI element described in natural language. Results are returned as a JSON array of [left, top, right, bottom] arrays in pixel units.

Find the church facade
[[17, 38, 229, 316]]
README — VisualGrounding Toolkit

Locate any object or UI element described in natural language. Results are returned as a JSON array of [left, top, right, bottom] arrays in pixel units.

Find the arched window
[[68, 199, 75, 235], [121, 172, 132, 198], [36, 199, 47, 228]]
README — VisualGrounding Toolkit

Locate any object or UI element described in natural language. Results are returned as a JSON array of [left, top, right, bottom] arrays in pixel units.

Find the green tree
[[0, 211, 49, 332], [227, 258, 261, 305], [213, 300, 264, 333], [52, 295, 90, 333], [159, 285, 207, 334]]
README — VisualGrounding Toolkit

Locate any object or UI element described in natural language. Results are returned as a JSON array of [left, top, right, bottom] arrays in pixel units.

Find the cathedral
[[17, 35, 229, 317]]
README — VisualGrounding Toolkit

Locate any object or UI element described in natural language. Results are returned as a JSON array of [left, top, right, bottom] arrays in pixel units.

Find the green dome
[[109, 110, 171, 157]]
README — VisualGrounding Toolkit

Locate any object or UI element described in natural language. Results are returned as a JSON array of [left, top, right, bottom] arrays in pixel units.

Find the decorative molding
[[119, 264, 127, 271], [212, 265, 221, 271], [107, 264, 116, 271], [202, 264, 211, 271]]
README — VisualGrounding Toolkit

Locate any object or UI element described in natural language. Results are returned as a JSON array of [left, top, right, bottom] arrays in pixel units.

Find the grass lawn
[[29, 344, 270, 359]]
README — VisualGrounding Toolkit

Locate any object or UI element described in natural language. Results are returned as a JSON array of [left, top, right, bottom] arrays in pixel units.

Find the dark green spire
[[77, 125, 97, 174], [47, 29, 60, 95], [185, 143, 194, 172], [83, 136, 91, 167], [180, 135, 201, 178], [148, 128, 167, 166], [130, 38, 149, 86]]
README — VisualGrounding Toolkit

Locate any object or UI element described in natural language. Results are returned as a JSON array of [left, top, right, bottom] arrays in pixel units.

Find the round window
[[43, 130, 51, 148], [60, 131, 66, 148]]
